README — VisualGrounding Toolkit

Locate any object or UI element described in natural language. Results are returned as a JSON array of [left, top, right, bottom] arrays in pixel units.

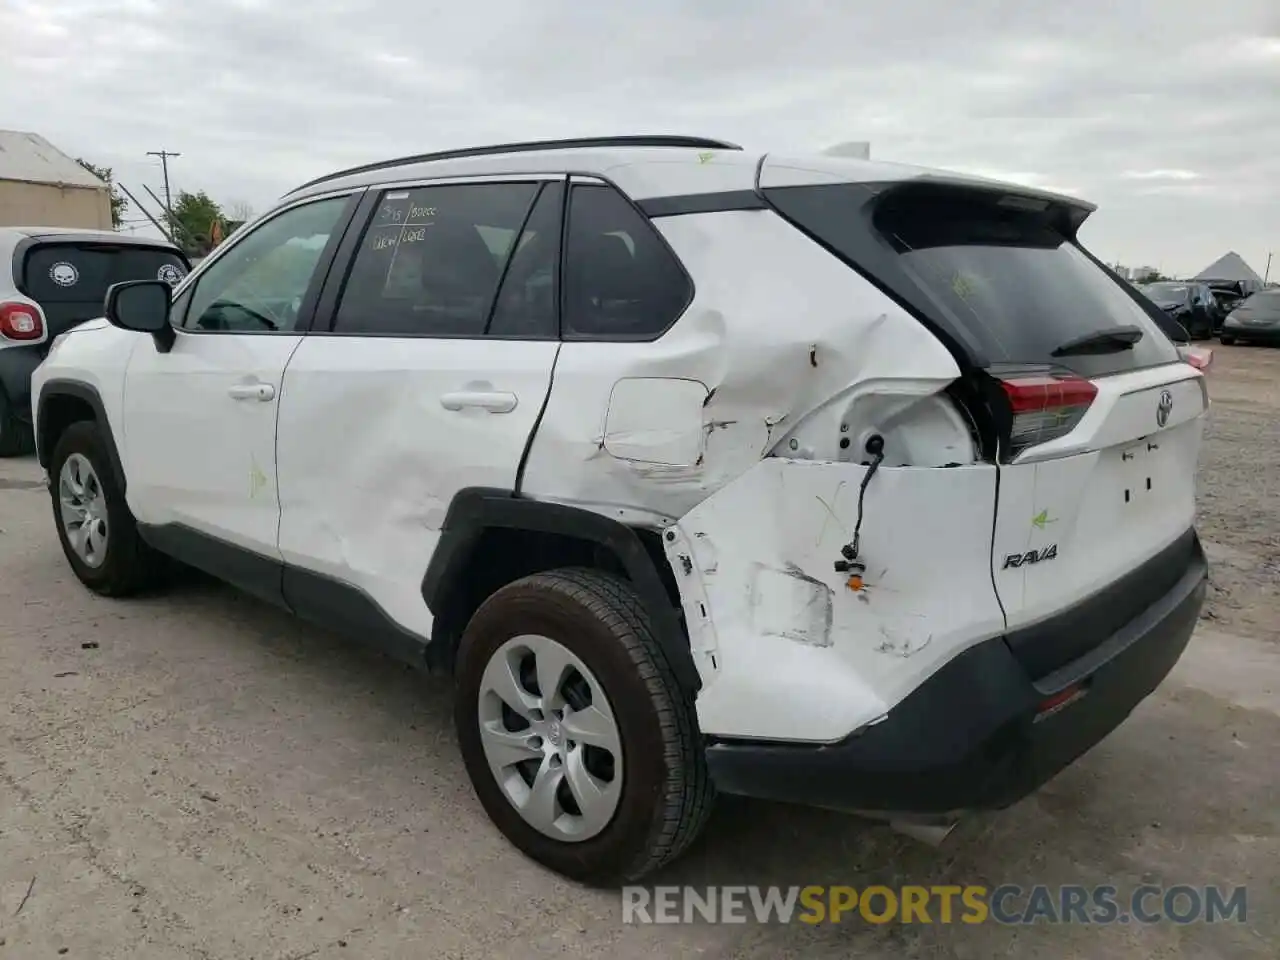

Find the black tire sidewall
[[454, 576, 676, 884], [49, 422, 137, 590]]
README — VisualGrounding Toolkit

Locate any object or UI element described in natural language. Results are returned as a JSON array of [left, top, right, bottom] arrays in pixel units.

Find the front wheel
[[454, 568, 714, 885], [1219, 335, 1236, 345], [49, 420, 167, 596]]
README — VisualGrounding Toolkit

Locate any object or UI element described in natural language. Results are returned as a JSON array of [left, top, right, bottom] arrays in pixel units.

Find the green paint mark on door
[[249, 457, 268, 498], [1032, 509, 1057, 530]]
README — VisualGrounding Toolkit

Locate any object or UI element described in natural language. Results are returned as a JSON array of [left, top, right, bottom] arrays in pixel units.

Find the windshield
[[1236, 291, 1280, 310], [1141, 282, 1189, 301], [22, 242, 189, 336]]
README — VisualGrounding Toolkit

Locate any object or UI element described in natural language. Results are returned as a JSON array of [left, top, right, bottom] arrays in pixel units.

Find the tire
[[454, 567, 714, 885], [49, 420, 167, 596], [1219, 335, 1236, 345], [0, 388, 34, 457]]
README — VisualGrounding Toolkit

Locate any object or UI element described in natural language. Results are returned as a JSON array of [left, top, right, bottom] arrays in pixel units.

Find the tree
[[166, 190, 225, 256], [227, 199, 255, 223], [75, 158, 127, 229]]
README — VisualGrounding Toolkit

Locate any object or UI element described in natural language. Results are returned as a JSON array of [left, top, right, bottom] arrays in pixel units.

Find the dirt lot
[[1, 346, 1277, 959]]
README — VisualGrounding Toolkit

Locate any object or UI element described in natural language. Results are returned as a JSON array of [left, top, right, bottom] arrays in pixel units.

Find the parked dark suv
[[1203, 279, 1248, 322], [1137, 280, 1217, 340]]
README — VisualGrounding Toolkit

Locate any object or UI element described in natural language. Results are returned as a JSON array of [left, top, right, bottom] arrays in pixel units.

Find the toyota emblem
[[1156, 389, 1173, 428]]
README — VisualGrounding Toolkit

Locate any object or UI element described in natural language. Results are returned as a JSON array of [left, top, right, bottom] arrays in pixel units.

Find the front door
[[276, 178, 565, 638], [120, 193, 358, 570]]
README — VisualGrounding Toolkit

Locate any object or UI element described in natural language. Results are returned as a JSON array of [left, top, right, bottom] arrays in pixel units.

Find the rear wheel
[[1219, 335, 1236, 345], [49, 420, 167, 596], [0, 389, 34, 457], [454, 568, 713, 885]]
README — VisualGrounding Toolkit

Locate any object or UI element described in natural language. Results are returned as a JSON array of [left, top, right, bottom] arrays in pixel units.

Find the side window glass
[[486, 182, 562, 338], [333, 182, 539, 336], [562, 183, 692, 340], [183, 196, 349, 333], [170, 283, 193, 327]]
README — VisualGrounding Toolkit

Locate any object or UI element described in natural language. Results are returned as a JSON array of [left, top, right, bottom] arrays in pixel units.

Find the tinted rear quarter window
[[562, 183, 692, 340]]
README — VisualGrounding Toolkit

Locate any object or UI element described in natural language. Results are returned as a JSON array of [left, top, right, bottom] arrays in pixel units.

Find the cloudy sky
[[2, 0, 1277, 277]]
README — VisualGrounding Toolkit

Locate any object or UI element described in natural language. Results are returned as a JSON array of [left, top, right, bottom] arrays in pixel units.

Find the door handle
[[228, 383, 276, 402], [440, 391, 518, 413]]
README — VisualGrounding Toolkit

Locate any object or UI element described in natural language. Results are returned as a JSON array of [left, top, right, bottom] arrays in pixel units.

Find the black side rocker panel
[[137, 522, 430, 669], [422, 487, 701, 695], [35, 380, 128, 491]]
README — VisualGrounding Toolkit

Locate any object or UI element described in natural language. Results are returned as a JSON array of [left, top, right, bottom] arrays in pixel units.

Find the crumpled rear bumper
[[702, 531, 1207, 815]]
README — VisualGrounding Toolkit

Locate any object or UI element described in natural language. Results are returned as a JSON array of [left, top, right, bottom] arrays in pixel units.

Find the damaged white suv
[[31, 135, 1209, 885]]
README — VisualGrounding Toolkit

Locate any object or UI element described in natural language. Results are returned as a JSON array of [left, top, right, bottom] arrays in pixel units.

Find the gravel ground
[[1196, 346, 1280, 645], [0, 347, 1277, 958]]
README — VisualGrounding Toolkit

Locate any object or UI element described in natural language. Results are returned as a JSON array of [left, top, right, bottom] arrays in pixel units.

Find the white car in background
[[0, 227, 188, 455], [30, 135, 1209, 884]]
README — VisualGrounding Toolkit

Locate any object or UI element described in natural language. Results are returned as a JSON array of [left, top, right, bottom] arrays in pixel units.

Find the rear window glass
[[764, 182, 1181, 377], [1142, 282, 1189, 300], [872, 193, 1180, 376], [22, 243, 188, 303]]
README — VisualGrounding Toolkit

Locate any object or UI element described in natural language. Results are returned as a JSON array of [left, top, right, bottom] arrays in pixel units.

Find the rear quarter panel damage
[[662, 457, 1006, 743], [518, 207, 968, 520]]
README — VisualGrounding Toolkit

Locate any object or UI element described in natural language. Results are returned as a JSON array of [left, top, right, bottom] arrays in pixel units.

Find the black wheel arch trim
[[35, 379, 127, 492], [421, 487, 701, 695]]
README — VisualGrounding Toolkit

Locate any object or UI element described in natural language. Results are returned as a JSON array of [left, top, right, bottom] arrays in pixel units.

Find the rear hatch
[[760, 165, 1207, 681], [19, 241, 189, 340]]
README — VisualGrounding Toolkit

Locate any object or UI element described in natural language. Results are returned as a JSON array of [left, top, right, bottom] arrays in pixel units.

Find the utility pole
[[1266, 252, 1273, 284], [146, 149, 181, 224]]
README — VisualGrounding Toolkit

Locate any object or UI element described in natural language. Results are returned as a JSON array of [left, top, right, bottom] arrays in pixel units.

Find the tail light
[[0, 301, 45, 341], [999, 373, 1097, 458], [1178, 344, 1212, 371]]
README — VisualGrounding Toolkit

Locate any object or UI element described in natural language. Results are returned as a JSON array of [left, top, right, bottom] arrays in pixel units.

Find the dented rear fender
[[661, 456, 1006, 743]]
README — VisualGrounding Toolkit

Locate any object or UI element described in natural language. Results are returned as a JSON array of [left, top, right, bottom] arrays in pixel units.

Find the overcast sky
[[2, 0, 1277, 277]]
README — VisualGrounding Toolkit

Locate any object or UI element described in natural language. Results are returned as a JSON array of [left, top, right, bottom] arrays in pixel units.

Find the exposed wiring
[[835, 434, 886, 579]]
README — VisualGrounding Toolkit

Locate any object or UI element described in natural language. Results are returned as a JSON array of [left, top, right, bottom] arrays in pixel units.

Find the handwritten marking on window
[[951, 272, 976, 300]]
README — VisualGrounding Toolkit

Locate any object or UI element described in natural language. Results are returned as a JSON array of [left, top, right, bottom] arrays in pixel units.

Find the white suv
[[31, 135, 1209, 885]]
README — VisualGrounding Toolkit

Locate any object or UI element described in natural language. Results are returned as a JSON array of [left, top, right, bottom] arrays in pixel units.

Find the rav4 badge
[[1003, 544, 1058, 569]]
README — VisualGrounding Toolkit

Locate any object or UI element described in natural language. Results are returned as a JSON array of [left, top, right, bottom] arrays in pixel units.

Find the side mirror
[[104, 280, 176, 352]]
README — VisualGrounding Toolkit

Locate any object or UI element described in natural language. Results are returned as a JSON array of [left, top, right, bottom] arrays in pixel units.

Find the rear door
[[761, 169, 1207, 680], [20, 240, 190, 339], [275, 176, 564, 639]]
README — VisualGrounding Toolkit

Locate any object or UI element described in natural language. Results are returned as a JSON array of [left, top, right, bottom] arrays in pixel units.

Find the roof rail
[[286, 135, 744, 195]]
